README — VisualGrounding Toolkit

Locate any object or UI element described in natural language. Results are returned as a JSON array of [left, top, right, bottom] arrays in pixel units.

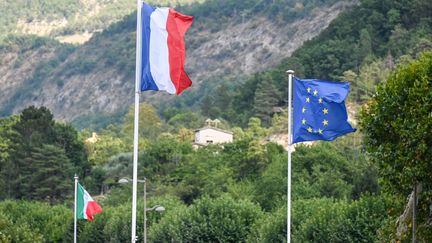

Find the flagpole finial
[[286, 70, 295, 74], [74, 174, 78, 180]]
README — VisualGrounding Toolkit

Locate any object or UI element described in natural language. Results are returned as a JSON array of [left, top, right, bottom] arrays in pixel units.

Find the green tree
[[0, 116, 18, 199], [244, 117, 268, 139], [85, 134, 127, 165], [3, 106, 89, 201], [248, 205, 286, 243], [121, 103, 163, 148], [0, 200, 71, 242], [253, 144, 287, 210], [167, 110, 204, 130], [199, 95, 215, 118], [292, 196, 393, 243], [253, 74, 279, 126], [358, 28, 373, 62], [54, 123, 90, 177], [150, 196, 263, 242], [140, 134, 192, 179], [360, 51, 432, 241], [28, 144, 72, 202], [175, 145, 234, 203], [7, 106, 56, 199], [11, 106, 55, 147]]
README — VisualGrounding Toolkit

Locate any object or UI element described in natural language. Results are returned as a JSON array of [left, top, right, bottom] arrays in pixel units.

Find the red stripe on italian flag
[[76, 183, 102, 221]]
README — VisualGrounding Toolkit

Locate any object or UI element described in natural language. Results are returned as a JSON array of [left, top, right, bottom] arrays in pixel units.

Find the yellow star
[[318, 128, 323, 134], [323, 108, 328, 114], [323, 120, 328, 126], [302, 119, 306, 125], [318, 98, 323, 104], [307, 87, 311, 93], [313, 90, 318, 96], [302, 107, 306, 113], [307, 127, 313, 133], [306, 97, 310, 103]]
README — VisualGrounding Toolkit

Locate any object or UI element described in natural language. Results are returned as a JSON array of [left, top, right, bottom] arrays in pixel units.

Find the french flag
[[141, 3, 194, 95]]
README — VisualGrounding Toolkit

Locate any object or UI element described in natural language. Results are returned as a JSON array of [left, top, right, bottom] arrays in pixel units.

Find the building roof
[[194, 126, 233, 135]]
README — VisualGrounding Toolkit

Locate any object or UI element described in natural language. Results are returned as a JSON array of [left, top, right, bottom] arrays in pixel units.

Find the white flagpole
[[286, 70, 294, 243], [132, 0, 143, 242], [74, 174, 78, 243]]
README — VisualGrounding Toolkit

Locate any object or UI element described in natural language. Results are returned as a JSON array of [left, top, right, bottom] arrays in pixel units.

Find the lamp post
[[118, 178, 165, 243]]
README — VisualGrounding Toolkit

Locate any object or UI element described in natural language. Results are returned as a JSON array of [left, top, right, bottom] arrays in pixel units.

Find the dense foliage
[[360, 51, 432, 241], [0, 106, 90, 202], [0, 104, 387, 241], [284, 0, 432, 79]]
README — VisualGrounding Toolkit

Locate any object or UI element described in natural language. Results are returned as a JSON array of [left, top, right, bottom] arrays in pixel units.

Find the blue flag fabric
[[293, 77, 356, 143]]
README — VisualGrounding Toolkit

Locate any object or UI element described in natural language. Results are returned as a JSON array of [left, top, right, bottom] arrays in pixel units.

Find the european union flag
[[293, 77, 356, 143]]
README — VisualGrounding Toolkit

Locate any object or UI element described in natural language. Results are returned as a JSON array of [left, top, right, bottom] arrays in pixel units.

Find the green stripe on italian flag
[[76, 183, 102, 221]]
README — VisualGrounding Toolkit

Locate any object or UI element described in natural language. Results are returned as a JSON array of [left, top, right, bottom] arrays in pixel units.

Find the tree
[[2, 106, 90, 201], [121, 103, 163, 147], [358, 28, 373, 61], [291, 196, 393, 242], [54, 123, 90, 177], [167, 110, 204, 130], [0, 200, 71, 242], [253, 74, 279, 126], [0, 116, 18, 199], [27, 144, 73, 203], [150, 196, 263, 242], [7, 106, 56, 199], [174, 145, 233, 203], [85, 134, 127, 165], [248, 205, 286, 243], [360, 51, 432, 241]]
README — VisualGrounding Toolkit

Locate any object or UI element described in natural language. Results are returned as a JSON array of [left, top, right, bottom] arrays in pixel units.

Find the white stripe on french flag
[[141, 3, 193, 95]]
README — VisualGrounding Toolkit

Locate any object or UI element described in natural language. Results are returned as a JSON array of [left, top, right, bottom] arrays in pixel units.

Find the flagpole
[[287, 70, 294, 243], [132, 0, 143, 242], [74, 174, 78, 243]]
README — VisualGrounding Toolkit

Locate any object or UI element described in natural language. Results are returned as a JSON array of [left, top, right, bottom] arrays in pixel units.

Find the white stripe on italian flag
[[76, 183, 102, 221]]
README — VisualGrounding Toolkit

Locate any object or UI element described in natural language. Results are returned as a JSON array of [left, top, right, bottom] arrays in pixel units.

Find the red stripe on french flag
[[167, 8, 193, 94]]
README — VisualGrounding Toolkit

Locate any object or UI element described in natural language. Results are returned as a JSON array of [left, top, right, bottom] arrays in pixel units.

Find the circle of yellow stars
[[301, 87, 329, 134]]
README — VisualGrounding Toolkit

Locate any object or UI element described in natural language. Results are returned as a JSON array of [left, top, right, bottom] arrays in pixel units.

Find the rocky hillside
[[187, 1, 354, 82], [0, 0, 357, 125]]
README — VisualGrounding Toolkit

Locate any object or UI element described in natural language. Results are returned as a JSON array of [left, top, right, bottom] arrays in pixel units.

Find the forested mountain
[[0, 0, 357, 128], [198, 0, 432, 126], [0, 0, 200, 43]]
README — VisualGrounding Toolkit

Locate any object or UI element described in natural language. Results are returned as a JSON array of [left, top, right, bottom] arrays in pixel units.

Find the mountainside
[[0, 0, 200, 44], [0, 0, 357, 126], [187, 1, 354, 82], [183, 0, 432, 127]]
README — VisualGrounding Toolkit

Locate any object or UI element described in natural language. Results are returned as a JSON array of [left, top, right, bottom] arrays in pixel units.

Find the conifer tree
[[253, 74, 279, 126], [29, 144, 72, 203]]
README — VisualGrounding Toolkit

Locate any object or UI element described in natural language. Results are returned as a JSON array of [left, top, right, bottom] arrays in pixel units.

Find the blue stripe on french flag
[[140, 3, 193, 95]]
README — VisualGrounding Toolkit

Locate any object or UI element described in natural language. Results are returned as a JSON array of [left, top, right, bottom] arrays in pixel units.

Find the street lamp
[[118, 178, 165, 243], [146, 205, 165, 212]]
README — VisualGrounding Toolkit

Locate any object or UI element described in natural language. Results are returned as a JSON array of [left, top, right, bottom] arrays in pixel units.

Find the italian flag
[[76, 183, 102, 221]]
